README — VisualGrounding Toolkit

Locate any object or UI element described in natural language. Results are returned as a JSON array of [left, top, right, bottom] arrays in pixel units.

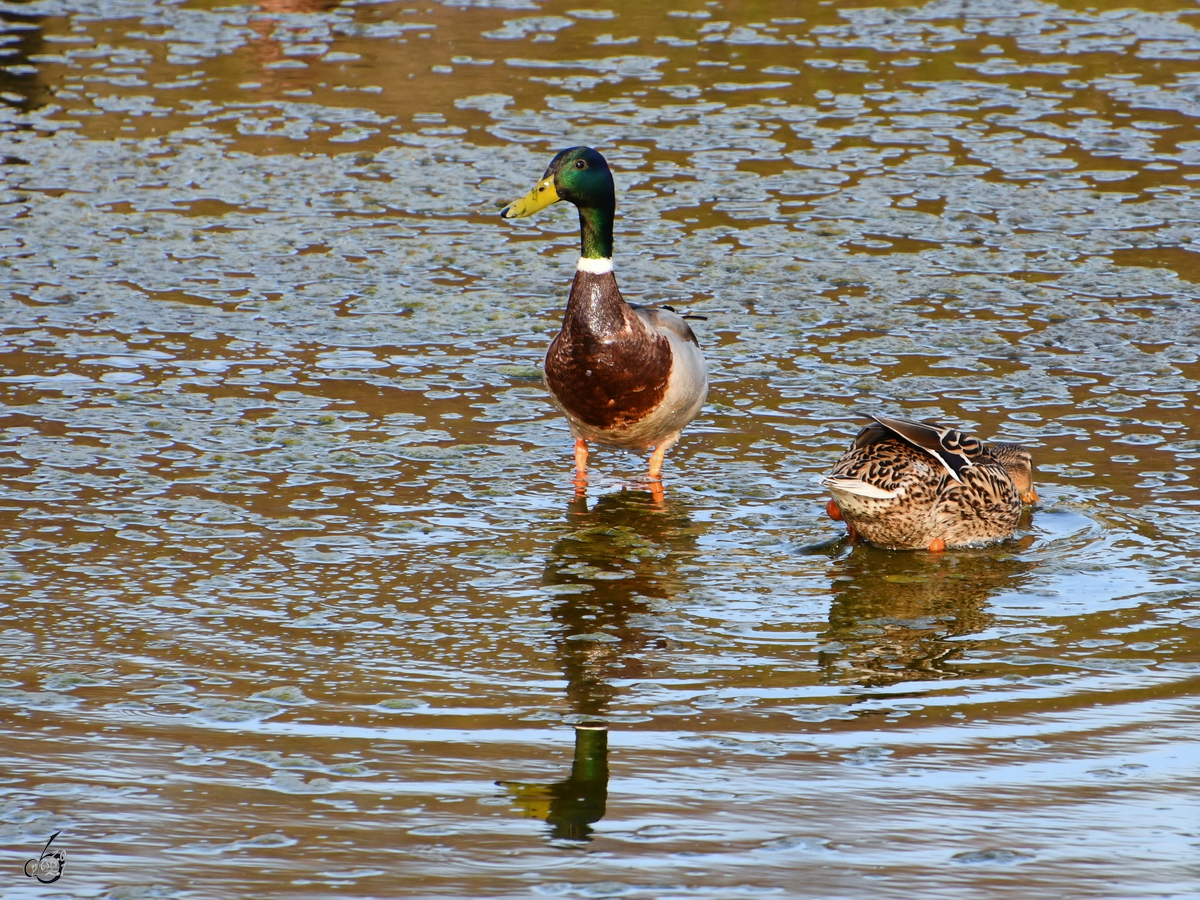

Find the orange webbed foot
[[928, 537, 947, 552], [826, 499, 844, 521]]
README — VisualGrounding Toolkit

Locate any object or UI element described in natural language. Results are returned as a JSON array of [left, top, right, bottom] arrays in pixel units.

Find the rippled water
[[3, 0, 1200, 896]]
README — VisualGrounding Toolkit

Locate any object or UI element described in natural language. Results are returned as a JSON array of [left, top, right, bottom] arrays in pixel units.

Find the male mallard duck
[[500, 147, 707, 483], [821, 414, 1038, 551]]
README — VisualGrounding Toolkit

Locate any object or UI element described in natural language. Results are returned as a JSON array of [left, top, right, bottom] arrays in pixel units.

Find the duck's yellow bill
[[500, 178, 560, 218]]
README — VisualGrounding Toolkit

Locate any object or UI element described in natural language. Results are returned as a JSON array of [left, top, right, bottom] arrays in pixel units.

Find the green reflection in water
[[500, 723, 609, 842]]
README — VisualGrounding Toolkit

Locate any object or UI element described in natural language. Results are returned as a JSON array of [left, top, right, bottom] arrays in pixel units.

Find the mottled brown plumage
[[821, 414, 1037, 551]]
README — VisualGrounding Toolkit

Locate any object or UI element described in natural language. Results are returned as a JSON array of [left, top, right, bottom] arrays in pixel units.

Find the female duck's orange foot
[[826, 499, 844, 522], [928, 537, 947, 552], [846, 523, 861, 543]]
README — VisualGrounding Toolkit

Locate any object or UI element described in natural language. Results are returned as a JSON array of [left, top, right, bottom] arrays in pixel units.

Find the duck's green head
[[501, 147, 615, 259]]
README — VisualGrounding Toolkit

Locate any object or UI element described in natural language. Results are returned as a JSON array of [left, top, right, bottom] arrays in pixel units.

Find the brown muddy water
[[2, 0, 1200, 897]]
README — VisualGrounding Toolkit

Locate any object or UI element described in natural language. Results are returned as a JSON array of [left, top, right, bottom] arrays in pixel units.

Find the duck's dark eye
[[574, 160, 586, 169]]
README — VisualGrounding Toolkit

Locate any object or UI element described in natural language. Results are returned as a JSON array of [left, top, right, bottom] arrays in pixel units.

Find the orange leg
[[928, 537, 947, 552], [573, 438, 588, 479], [648, 444, 668, 481], [827, 499, 859, 542]]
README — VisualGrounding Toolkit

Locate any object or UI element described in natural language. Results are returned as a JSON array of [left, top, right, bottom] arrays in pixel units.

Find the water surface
[[2, 0, 1200, 897]]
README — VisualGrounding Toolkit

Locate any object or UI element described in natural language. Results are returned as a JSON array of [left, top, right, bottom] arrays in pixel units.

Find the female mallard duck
[[500, 147, 707, 483], [821, 414, 1038, 551]]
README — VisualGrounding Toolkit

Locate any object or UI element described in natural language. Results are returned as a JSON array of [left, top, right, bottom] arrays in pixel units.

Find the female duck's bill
[[500, 147, 708, 490], [821, 413, 1037, 552]]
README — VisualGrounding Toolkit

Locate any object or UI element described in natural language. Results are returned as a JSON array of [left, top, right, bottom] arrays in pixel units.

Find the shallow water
[[2, 0, 1200, 896]]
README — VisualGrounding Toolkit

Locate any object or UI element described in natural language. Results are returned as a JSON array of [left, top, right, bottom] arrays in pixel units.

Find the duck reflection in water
[[0, 12, 54, 115], [546, 489, 698, 715], [246, 0, 342, 77], [818, 532, 1037, 690], [499, 724, 609, 842], [499, 489, 700, 841]]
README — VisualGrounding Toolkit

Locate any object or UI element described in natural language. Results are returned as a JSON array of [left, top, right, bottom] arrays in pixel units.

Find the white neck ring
[[576, 257, 613, 275]]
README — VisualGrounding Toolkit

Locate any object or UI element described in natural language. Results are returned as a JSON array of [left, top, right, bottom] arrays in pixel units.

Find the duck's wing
[[822, 431, 939, 496], [818, 474, 899, 500], [871, 414, 987, 484], [630, 304, 701, 347], [847, 420, 891, 451]]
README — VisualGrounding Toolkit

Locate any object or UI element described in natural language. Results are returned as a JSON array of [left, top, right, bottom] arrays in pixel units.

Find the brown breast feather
[[544, 270, 672, 431]]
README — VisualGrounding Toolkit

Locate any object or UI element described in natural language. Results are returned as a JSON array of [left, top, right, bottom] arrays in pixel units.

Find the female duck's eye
[[574, 160, 586, 169]]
